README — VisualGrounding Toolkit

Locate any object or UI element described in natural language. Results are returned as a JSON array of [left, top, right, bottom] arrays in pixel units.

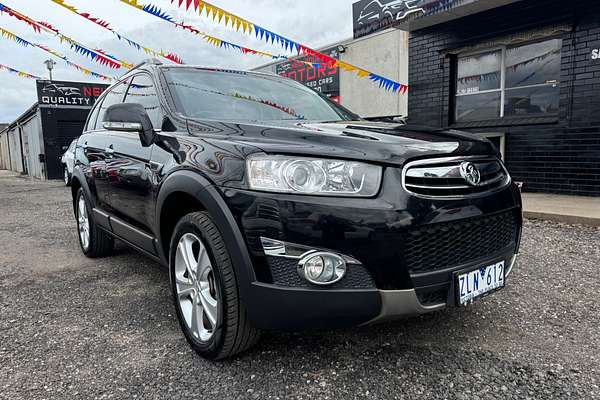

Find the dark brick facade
[[408, 0, 600, 196]]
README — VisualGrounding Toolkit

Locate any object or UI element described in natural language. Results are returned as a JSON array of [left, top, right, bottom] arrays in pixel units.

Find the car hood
[[185, 119, 497, 166]]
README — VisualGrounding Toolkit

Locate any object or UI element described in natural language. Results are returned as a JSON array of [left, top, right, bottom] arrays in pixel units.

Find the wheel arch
[[155, 170, 256, 301], [70, 167, 92, 215]]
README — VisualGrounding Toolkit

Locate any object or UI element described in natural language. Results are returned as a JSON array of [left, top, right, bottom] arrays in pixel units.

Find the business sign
[[36, 80, 108, 108], [352, 0, 449, 38], [592, 49, 600, 60], [275, 47, 341, 103]]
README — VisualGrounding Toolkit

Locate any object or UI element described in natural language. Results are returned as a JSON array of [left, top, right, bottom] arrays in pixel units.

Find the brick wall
[[407, 0, 600, 196]]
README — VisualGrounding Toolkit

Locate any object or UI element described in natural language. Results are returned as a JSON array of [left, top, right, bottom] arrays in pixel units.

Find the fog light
[[298, 252, 346, 285]]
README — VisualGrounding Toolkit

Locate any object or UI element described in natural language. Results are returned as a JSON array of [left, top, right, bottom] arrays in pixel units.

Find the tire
[[64, 167, 71, 187], [169, 211, 260, 360], [75, 188, 114, 258]]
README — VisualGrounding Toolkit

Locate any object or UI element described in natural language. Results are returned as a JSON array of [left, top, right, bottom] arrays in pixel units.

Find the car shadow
[[107, 240, 500, 366]]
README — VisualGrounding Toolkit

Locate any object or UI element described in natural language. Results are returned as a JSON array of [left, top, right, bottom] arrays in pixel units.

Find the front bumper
[[243, 283, 439, 331], [222, 169, 523, 330], [243, 251, 518, 330]]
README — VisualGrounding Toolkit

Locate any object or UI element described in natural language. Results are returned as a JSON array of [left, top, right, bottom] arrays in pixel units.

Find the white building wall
[[20, 111, 45, 179], [7, 127, 23, 173], [339, 29, 408, 118], [0, 132, 9, 170]]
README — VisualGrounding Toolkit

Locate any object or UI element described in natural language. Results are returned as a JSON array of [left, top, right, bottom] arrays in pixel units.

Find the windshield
[[162, 67, 357, 122]]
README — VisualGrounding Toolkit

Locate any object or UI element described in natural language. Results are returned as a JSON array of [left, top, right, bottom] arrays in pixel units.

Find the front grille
[[404, 210, 517, 274], [403, 157, 510, 198], [266, 256, 376, 289]]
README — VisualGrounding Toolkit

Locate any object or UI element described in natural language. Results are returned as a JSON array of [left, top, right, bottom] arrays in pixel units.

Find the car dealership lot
[[0, 174, 598, 400]]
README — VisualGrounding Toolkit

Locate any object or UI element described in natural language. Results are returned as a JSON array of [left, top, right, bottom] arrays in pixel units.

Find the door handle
[[104, 145, 114, 156]]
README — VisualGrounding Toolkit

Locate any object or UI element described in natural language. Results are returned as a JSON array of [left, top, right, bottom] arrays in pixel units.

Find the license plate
[[457, 261, 505, 305]]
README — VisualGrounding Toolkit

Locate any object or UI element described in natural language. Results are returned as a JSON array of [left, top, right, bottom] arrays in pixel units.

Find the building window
[[455, 38, 561, 122]]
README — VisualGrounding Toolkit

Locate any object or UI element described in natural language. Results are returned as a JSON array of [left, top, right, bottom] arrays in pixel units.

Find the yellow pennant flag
[[120, 0, 144, 10], [50, 0, 77, 13]]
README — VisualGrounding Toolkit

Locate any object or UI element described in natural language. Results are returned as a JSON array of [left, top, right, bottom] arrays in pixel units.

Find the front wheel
[[169, 212, 260, 360]]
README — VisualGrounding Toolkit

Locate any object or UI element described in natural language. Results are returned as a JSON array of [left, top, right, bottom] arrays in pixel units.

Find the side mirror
[[103, 103, 156, 147]]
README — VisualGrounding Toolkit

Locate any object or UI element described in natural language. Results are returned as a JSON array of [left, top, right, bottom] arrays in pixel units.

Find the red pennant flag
[[164, 53, 183, 64]]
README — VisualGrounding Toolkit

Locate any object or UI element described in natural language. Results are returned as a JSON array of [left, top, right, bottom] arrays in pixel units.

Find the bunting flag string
[[231, 92, 304, 119], [507, 49, 560, 72], [458, 49, 561, 85], [0, 63, 41, 79], [0, 2, 132, 69], [170, 80, 306, 119], [0, 26, 114, 81], [49, 0, 183, 65], [119, 0, 288, 61], [458, 71, 500, 85], [166, 0, 408, 94]]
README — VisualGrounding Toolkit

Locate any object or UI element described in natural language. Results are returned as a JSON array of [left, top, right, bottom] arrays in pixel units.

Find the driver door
[[104, 73, 161, 247]]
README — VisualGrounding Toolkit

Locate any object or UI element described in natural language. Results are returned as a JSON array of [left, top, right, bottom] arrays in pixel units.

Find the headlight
[[247, 154, 382, 196]]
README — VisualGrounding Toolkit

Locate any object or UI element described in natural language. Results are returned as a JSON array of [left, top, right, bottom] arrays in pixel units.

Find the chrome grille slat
[[405, 165, 462, 179], [406, 183, 472, 190], [402, 156, 511, 199]]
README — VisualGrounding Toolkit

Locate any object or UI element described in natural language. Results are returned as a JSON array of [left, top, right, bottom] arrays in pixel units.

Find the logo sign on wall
[[352, 0, 441, 38], [275, 48, 341, 103], [36, 80, 108, 108]]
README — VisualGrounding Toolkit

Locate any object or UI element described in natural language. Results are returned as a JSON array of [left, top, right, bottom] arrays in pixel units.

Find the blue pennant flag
[[14, 36, 31, 47], [254, 26, 264, 40], [143, 4, 174, 23], [254, 25, 298, 53], [369, 74, 401, 92], [71, 43, 97, 60]]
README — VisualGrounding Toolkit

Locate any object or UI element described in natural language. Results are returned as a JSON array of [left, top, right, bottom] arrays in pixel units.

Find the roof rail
[[128, 58, 162, 73]]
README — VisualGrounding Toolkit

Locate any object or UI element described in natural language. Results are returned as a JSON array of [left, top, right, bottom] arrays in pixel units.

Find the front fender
[[155, 170, 256, 302]]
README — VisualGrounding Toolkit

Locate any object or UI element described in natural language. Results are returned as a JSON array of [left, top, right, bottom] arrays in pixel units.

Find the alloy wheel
[[174, 233, 218, 342], [77, 196, 90, 250]]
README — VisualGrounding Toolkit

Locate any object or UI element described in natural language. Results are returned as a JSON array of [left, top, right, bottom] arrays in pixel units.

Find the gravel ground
[[0, 173, 599, 400]]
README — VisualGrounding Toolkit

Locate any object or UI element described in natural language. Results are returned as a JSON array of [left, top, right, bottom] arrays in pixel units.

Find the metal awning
[[395, 0, 526, 31]]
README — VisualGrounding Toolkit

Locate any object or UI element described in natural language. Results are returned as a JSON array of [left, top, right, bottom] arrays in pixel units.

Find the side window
[[125, 74, 161, 128], [85, 98, 102, 131], [95, 79, 130, 129]]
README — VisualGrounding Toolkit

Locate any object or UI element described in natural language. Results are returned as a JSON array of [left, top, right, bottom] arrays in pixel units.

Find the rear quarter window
[[85, 99, 102, 132]]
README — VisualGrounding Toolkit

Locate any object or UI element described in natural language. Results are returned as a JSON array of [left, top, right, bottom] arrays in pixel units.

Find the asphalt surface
[[0, 172, 599, 400]]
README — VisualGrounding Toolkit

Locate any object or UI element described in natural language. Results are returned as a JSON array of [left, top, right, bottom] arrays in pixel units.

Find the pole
[[43, 59, 56, 81]]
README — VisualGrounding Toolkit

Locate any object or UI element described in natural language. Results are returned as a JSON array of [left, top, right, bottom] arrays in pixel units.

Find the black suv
[[71, 60, 522, 359]]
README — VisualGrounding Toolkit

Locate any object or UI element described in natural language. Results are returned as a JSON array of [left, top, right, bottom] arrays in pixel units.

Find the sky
[[0, 0, 353, 122]]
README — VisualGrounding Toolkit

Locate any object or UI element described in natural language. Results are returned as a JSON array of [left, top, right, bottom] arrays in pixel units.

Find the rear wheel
[[169, 212, 260, 359], [75, 188, 113, 257]]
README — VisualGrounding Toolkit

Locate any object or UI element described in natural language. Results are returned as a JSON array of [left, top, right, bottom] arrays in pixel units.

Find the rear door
[[104, 73, 162, 250]]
